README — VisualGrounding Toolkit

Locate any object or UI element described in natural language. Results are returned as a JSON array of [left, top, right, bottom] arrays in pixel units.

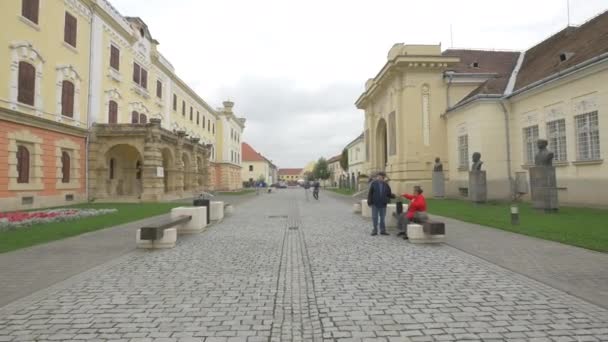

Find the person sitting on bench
[[395, 185, 427, 239]]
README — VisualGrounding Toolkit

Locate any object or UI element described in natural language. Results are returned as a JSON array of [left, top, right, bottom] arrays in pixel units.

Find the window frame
[[61, 80, 75, 117], [21, 0, 40, 24], [17, 61, 36, 106], [156, 80, 162, 98], [110, 45, 120, 71], [61, 151, 71, 183], [132, 62, 147, 89], [575, 111, 601, 161], [523, 125, 539, 165], [458, 134, 468, 170], [16, 145, 30, 184], [108, 100, 118, 124], [64, 12, 77, 48], [546, 119, 568, 162]]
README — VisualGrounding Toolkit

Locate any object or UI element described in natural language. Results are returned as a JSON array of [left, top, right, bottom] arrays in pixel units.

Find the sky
[[110, 0, 607, 168]]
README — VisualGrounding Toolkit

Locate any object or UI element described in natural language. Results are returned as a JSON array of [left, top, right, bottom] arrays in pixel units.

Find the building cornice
[[0, 108, 88, 137]]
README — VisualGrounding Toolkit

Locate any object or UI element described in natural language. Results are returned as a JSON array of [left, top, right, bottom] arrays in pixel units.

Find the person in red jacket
[[396, 186, 427, 239]]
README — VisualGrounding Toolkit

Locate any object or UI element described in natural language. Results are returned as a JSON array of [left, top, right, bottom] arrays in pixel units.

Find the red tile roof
[[241, 142, 265, 162], [278, 168, 303, 176], [515, 11, 608, 91]]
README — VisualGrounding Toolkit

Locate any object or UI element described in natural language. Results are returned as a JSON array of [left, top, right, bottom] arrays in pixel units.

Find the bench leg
[[136, 228, 177, 249], [406, 224, 445, 244]]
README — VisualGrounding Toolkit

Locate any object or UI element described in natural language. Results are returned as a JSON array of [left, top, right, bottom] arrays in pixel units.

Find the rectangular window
[[388, 112, 396, 155], [22, 0, 39, 24], [249, 165, 253, 171], [182, 101, 185, 116], [64, 12, 77, 47], [212, 123, 215, 134], [173, 94, 177, 111], [18, 61, 35, 106], [197, 111, 200, 124], [523, 125, 539, 164], [458, 135, 468, 169], [108, 100, 118, 124], [110, 45, 120, 70], [156, 80, 162, 98], [190, 107, 193, 121], [575, 111, 601, 161], [61, 80, 75, 117], [547, 119, 567, 162], [132, 62, 147, 89], [208, 120, 210, 131], [203, 116, 206, 128]]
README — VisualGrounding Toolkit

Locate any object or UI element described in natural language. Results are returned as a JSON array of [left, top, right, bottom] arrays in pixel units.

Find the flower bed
[[0, 208, 118, 231]]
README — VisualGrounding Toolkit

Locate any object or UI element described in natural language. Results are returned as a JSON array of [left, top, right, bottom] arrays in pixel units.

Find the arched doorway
[[105, 144, 143, 197], [182, 153, 191, 191], [376, 119, 388, 171], [161, 148, 174, 193]]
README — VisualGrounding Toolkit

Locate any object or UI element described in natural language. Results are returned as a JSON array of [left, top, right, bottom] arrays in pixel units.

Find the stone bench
[[136, 206, 208, 249], [407, 221, 446, 244], [210, 201, 225, 221], [353, 202, 362, 213]]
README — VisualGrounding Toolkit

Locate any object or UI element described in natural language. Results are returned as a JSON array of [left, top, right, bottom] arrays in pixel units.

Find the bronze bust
[[471, 152, 483, 171], [433, 157, 443, 172], [534, 139, 554, 166]]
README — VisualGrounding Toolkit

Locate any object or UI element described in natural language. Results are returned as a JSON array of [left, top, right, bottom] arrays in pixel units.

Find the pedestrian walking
[[394, 185, 427, 239], [367, 172, 395, 236], [313, 180, 320, 200]]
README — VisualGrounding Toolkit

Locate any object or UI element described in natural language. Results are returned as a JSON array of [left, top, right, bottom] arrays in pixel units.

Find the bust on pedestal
[[529, 139, 559, 212], [469, 152, 487, 203], [432, 157, 445, 198]]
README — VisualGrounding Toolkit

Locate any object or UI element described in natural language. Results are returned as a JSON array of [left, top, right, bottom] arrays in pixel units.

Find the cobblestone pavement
[[1, 189, 608, 341]]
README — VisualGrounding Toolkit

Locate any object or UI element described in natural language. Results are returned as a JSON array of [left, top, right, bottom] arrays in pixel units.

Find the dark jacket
[[367, 180, 394, 208]]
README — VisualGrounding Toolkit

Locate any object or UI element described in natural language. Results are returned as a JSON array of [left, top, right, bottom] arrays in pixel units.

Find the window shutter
[[140, 114, 147, 124], [182, 101, 185, 116], [64, 12, 77, 47], [17, 146, 30, 184], [133, 63, 140, 84], [62, 152, 70, 183], [110, 45, 120, 70], [173, 94, 177, 110], [109, 101, 118, 123], [22, 0, 40, 24], [190, 107, 193, 121], [131, 111, 139, 123], [197, 111, 200, 124], [61, 81, 74, 117], [141, 68, 147, 89], [18, 62, 35, 106], [203, 116, 205, 128]]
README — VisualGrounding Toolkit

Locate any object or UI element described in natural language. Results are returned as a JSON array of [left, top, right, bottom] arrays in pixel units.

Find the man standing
[[313, 180, 320, 200], [367, 172, 395, 236], [396, 186, 427, 239]]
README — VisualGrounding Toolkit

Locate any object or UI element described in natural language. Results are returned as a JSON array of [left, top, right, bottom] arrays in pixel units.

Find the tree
[[340, 148, 348, 172], [304, 171, 314, 182], [313, 157, 331, 181]]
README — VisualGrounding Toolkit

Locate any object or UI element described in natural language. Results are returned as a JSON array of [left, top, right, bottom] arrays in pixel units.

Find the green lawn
[[422, 199, 608, 252], [216, 189, 256, 195], [0, 202, 183, 254], [327, 188, 357, 196]]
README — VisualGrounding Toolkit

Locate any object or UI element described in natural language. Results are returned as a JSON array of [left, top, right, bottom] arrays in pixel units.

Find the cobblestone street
[[1, 189, 607, 341]]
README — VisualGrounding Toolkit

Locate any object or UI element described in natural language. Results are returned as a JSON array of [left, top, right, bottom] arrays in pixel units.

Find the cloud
[[212, 77, 364, 167]]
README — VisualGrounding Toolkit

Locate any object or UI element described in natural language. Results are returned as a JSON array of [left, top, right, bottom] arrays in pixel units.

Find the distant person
[[395, 186, 427, 239], [367, 172, 395, 236], [255, 182, 261, 195], [313, 180, 320, 200]]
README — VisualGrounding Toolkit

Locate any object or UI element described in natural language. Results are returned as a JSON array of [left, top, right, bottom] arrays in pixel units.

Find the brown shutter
[[131, 111, 139, 123], [108, 101, 118, 123], [64, 12, 77, 47], [22, 0, 40, 24], [18, 62, 35, 106], [182, 101, 185, 116], [140, 114, 147, 124], [156, 80, 162, 98], [190, 107, 193, 121], [203, 116, 205, 128], [61, 81, 74, 117], [110, 45, 120, 70], [141, 68, 147, 89], [62, 152, 70, 183], [133, 63, 140, 84], [173, 94, 177, 110], [197, 111, 200, 124], [17, 146, 30, 184]]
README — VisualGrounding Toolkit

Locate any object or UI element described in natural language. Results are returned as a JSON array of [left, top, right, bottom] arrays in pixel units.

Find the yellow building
[[278, 168, 302, 184], [1, 0, 245, 210], [358, 11, 608, 206], [241, 142, 277, 185]]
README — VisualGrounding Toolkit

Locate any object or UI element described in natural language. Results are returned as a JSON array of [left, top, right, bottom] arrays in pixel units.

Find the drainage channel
[[270, 199, 322, 341]]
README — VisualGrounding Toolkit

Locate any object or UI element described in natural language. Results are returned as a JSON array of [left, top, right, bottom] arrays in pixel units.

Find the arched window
[[61, 80, 75, 117], [139, 113, 147, 124], [18, 62, 35, 106], [61, 151, 70, 183], [16, 145, 30, 183], [108, 100, 118, 124], [109, 158, 115, 179], [131, 111, 139, 123]]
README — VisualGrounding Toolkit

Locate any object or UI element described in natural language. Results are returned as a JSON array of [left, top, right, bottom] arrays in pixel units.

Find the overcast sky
[[111, 0, 607, 168]]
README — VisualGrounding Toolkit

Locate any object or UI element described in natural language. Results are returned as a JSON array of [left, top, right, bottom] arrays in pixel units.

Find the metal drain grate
[[288, 226, 299, 230], [268, 215, 288, 219]]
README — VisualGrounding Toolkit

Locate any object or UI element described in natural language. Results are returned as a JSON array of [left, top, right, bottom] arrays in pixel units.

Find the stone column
[[175, 131, 186, 196], [141, 119, 164, 201]]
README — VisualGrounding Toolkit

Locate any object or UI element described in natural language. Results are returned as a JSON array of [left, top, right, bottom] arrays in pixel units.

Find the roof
[[514, 11, 608, 91], [278, 168, 303, 176], [345, 133, 364, 149], [241, 142, 266, 162], [327, 154, 342, 164], [443, 49, 521, 104]]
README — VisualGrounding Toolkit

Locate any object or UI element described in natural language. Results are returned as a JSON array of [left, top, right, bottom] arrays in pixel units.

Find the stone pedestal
[[210, 201, 224, 221], [407, 224, 445, 244], [361, 200, 371, 218], [529, 166, 559, 212], [468, 171, 487, 203], [386, 204, 398, 228], [171, 206, 207, 234], [432, 171, 445, 198], [353, 203, 361, 213], [136, 227, 177, 249]]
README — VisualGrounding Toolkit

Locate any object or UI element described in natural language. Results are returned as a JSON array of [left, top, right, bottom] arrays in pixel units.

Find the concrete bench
[[353, 202, 362, 213], [210, 201, 225, 221], [407, 220, 446, 244], [136, 206, 208, 249]]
